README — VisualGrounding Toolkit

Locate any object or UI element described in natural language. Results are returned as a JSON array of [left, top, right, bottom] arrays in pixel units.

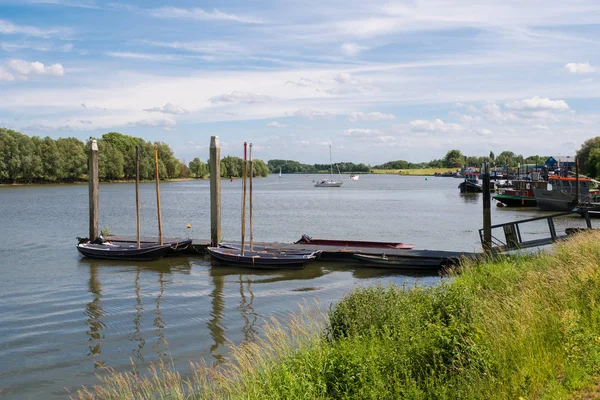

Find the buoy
[[496, 202, 505, 207], [187, 223, 191, 229], [230, 178, 234, 182], [425, 177, 428, 180]]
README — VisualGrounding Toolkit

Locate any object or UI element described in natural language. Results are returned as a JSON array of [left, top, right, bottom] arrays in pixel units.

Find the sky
[[0, 0, 599, 165]]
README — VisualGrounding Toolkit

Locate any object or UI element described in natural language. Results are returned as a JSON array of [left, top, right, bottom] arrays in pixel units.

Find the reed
[[72, 231, 600, 399]]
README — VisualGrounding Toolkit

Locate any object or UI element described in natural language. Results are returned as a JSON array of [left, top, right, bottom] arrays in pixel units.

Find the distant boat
[[315, 144, 343, 187], [533, 176, 596, 211], [279, 166, 282, 178], [458, 171, 482, 193], [493, 180, 547, 207], [350, 174, 359, 180]]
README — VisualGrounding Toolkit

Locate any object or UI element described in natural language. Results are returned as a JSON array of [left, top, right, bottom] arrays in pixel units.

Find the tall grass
[[73, 232, 600, 399]]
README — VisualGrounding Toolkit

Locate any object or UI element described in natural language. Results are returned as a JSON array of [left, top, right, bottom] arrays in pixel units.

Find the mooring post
[[88, 138, 99, 241], [482, 161, 492, 253], [210, 136, 222, 246], [575, 157, 580, 206], [154, 147, 163, 245]]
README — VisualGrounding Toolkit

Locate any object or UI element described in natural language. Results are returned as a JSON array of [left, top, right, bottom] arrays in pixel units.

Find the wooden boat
[[353, 250, 474, 271], [77, 241, 172, 261], [458, 171, 483, 193], [295, 234, 414, 249], [352, 253, 445, 271], [109, 238, 192, 254], [207, 247, 318, 269], [493, 180, 547, 207], [218, 242, 321, 256]]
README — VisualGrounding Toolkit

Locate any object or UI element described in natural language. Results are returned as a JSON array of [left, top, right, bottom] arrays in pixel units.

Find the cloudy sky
[[1, 0, 599, 164]]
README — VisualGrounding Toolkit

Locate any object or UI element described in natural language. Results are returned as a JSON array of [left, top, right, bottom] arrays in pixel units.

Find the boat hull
[[532, 188, 576, 211], [77, 242, 172, 261], [295, 236, 414, 249], [315, 180, 343, 187], [458, 181, 483, 193], [207, 247, 316, 269], [493, 194, 537, 207], [109, 239, 193, 254]]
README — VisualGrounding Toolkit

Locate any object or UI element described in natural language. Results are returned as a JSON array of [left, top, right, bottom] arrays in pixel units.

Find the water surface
[[0, 174, 592, 399]]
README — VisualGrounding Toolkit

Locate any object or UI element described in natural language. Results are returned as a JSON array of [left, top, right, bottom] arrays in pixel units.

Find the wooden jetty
[[106, 235, 479, 266]]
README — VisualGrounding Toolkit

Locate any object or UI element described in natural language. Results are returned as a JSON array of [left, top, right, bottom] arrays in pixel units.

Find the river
[[0, 174, 592, 399]]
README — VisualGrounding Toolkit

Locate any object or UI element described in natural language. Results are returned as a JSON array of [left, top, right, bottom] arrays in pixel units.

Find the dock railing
[[479, 210, 592, 253]]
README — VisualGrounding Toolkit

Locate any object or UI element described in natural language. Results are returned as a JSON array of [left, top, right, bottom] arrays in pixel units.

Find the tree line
[[267, 159, 371, 174], [0, 129, 269, 184]]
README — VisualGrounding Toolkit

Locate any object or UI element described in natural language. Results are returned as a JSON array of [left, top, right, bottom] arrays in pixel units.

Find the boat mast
[[249, 143, 253, 251], [135, 145, 140, 249], [329, 144, 333, 178], [154, 146, 163, 245], [241, 142, 247, 256]]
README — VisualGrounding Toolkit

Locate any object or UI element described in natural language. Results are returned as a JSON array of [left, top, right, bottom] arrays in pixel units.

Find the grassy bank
[[372, 168, 456, 175], [74, 231, 600, 399]]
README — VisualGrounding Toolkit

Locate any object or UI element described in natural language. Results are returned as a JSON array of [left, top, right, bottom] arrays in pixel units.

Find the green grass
[[372, 168, 456, 176], [73, 232, 600, 399]]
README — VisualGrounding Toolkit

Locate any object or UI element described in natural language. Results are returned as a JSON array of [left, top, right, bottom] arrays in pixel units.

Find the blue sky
[[1, 0, 600, 164]]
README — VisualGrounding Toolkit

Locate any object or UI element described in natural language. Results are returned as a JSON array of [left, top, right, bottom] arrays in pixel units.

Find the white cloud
[[348, 111, 395, 122], [129, 117, 177, 129], [374, 135, 396, 143], [4, 59, 64, 78], [143, 103, 188, 115], [105, 52, 180, 61], [142, 40, 245, 56], [460, 115, 482, 123], [409, 119, 462, 132], [505, 96, 569, 110], [266, 121, 287, 128], [532, 124, 549, 130], [208, 91, 272, 104], [0, 19, 66, 38], [0, 68, 15, 82], [476, 128, 492, 136], [344, 128, 382, 137], [333, 72, 354, 84], [564, 62, 596, 74], [148, 7, 262, 24], [341, 42, 367, 56], [481, 103, 518, 122], [290, 108, 334, 119]]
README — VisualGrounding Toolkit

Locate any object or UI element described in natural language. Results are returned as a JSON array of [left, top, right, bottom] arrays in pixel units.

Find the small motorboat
[[206, 247, 318, 269], [77, 241, 172, 261], [295, 234, 414, 249]]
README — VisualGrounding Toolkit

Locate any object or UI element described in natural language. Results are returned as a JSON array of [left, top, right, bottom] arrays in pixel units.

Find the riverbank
[[73, 230, 600, 399], [371, 167, 455, 176]]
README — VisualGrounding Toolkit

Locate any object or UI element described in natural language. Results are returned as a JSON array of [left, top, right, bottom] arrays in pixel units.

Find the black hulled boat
[[77, 241, 172, 261], [207, 247, 318, 269]]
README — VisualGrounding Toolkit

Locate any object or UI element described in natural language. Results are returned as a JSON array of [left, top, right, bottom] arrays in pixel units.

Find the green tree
[[56, 138, 86, 181], [444, 149, 464, 168], [489, 151, 495, 161], [586, 148, 600, 178], [189, 157, 209, 178], [220, 156, 243, 178], [577, 137, 600, 175], [252, 159, 270, 177]]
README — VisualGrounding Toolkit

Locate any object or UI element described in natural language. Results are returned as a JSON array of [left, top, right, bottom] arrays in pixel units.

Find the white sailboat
[[315, 144, 343, 187], [279, 166, 282, 178]]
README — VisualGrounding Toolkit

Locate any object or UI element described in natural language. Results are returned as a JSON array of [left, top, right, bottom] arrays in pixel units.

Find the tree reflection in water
[[153, 272, 167, 358]]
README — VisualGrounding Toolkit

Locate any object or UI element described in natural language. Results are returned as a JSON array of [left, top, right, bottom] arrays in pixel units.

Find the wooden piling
[[88, 138, 99, 240], [482, 161, 492, 253], [154, 147, 163, 245], [209, 136, 221, 246], [249, 143, 253, 251], [135, 145, 141, 248], [575, 158, 580, 206], [241, 142, 248, 255]]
